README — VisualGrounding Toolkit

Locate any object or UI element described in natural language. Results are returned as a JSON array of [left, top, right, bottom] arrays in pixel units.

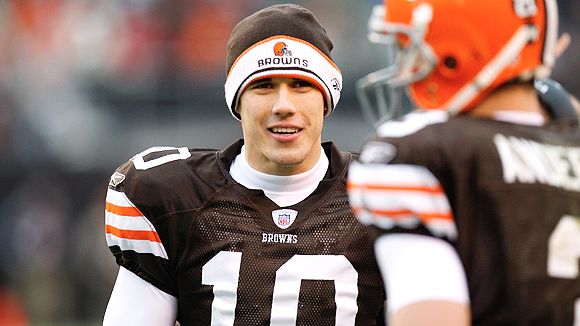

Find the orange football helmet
[[357, 0, 559, 124]]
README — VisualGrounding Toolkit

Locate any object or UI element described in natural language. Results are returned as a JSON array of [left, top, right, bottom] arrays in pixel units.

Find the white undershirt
[[376, 234, 470, 317], [103, 146, 328, 325], [103, 266, 177, 326]]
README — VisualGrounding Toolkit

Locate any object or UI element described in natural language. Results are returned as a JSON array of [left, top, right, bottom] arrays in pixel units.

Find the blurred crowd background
[[0, 0, 577, 325]]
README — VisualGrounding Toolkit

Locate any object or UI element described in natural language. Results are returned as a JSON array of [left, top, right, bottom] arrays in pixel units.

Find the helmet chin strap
[[444, 24, 540, 116]]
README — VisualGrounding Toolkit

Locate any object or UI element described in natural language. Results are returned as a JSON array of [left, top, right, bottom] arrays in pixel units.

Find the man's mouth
[[270, 127, 301, 134]]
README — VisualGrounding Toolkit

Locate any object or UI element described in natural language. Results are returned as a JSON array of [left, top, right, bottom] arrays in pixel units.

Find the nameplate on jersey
[[272, 209, 298, 229]]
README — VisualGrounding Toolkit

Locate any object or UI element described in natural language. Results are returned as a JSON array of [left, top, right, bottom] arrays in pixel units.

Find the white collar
[[492, 110, 545, 126], [230, 145, 329, 207]]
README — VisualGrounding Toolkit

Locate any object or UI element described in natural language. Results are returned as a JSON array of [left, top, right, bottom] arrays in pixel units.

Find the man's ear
[[571, 95, 580, 116], [555, 32, 571, 59]]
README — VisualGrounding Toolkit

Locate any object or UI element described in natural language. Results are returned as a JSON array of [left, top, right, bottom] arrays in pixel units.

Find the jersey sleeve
[[347, 111, 458, 241], [348, 158, 458, 241], [104, 159, 176, 296]]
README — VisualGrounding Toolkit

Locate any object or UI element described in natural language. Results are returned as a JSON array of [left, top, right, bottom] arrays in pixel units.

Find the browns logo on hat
[[224, 4, 342, 120]]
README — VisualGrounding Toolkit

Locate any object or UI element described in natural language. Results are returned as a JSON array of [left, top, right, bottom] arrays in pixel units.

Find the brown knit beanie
[[224, 4, 342, 120]]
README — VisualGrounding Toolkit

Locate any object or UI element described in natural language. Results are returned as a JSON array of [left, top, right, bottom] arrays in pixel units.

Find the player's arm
[[103, 266, 177, 326], [391, 301, 469, 326], [375, 234, 470, 326], [348, 159, 470, 325], [104, 156, 182, 324]]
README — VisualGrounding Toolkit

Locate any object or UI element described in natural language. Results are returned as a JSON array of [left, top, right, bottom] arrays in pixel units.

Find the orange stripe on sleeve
[[105, 202, 143, 217], [351, 206, 453, 222], [105, 225, 162, 243], [347, 182, 444, 194], [371, 208, 453, 222]]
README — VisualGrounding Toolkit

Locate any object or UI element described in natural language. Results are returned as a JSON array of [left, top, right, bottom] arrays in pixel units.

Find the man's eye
[[251, 82, 273, 89], [293, 80, 313, 88]]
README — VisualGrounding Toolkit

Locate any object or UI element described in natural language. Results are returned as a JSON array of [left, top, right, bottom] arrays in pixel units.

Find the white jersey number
[[202, 252, 359, 326], [547, 215, 580, 324], [131, 146, 191, 170]]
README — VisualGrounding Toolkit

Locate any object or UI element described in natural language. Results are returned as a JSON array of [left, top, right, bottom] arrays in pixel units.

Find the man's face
[[237, 77, 325, 176]]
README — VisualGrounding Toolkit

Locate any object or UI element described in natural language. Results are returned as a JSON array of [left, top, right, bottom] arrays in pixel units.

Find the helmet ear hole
[[437, 54, 460, 78], [443, 56, 458, 70]]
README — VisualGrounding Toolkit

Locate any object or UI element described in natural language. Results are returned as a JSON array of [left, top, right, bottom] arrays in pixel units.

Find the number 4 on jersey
[[547, 215, 580, 324]]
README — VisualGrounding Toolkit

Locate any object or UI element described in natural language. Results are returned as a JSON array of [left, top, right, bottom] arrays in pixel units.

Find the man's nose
[[272, 84, 297, 116]]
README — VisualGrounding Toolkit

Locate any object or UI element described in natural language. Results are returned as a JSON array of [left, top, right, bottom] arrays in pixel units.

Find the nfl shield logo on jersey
[[108, 172, 126, 187], [272, 209, 298, 229]]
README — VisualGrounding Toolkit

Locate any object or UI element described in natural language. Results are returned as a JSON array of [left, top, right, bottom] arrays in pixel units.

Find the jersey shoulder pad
[[108, 146, 223, 217]]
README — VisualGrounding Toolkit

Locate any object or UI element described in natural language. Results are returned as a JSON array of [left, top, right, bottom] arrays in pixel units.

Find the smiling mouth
[[269, 127, 301, 134]]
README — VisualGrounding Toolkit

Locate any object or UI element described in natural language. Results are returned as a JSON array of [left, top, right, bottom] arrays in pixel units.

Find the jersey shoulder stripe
[[376, 110, 449, 138], [348, 161, 457, 240], [105, 188, 168, 259]]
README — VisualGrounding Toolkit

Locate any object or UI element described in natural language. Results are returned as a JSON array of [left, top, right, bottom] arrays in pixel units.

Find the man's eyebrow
[[249, 78, 272, 85], [255, 78, 273, 82], [292, 78, 313, 84]]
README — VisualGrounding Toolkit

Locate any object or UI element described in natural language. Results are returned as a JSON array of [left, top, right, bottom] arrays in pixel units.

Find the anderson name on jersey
[[105, 140, 385, 325]]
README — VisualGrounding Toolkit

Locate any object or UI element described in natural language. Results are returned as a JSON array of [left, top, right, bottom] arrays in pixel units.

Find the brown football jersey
[[105, 140, 385, 325], [349, 112, 580, 325]]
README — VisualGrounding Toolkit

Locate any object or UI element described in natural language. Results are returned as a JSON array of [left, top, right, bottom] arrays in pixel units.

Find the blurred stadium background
[[0, 0, 577, 325]]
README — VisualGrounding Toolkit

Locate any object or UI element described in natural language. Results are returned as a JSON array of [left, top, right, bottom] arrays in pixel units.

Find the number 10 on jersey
[[202, 252, 359, 325]]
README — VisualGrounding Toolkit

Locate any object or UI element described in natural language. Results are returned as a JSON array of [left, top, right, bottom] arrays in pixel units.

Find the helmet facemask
[[356, 4, 437, 128]]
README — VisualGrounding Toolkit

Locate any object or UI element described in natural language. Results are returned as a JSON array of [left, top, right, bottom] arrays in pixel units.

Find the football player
[[348, 0, 580, 325], [102, 4, 386, 325]]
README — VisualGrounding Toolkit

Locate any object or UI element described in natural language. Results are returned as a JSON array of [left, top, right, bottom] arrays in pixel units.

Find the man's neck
[[468, 83, 550, 121]]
